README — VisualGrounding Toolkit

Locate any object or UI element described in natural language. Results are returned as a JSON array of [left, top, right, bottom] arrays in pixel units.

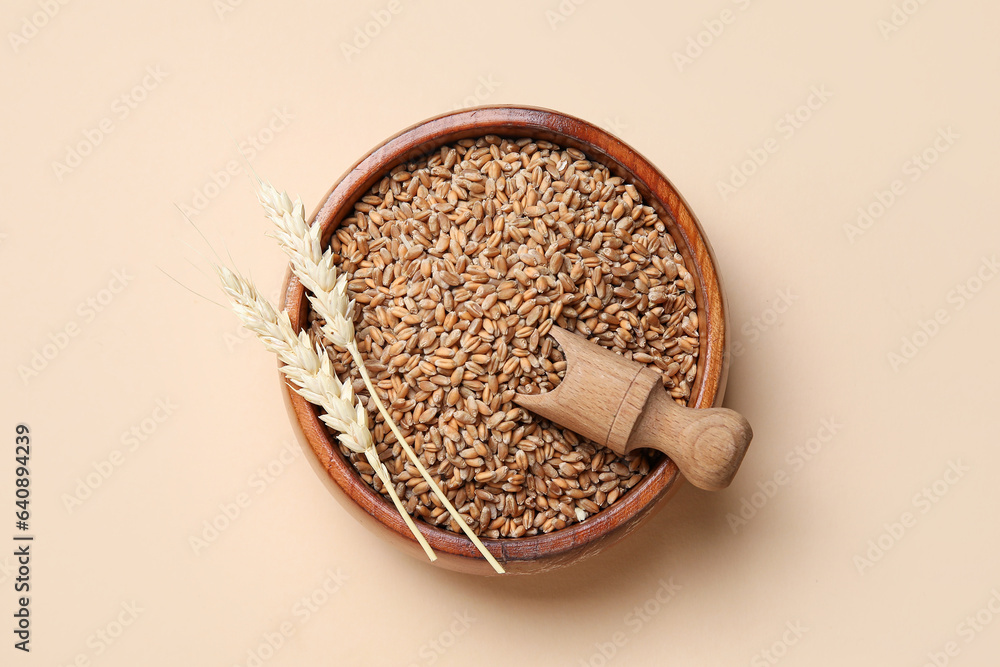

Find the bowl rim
[[280, 104, 729, 570]]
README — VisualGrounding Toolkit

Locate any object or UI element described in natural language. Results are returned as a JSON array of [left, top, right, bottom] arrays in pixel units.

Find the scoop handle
[[628, 387, 752, 491]]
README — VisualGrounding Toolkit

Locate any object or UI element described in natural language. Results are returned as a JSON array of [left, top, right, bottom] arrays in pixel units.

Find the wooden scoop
[[514, 327, 752, 491]]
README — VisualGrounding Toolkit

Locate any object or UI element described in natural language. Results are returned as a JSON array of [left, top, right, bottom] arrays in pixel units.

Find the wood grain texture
[[280, 105, 732, 575], [628, 389, 752, 491], [515, 327, 752, 492]]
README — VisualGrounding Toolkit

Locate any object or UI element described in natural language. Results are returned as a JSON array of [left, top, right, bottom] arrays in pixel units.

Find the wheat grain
[[322, 135, 693, 538]]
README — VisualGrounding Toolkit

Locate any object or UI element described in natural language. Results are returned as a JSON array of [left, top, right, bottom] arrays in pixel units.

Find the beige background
[[3, 0, 999, 664]]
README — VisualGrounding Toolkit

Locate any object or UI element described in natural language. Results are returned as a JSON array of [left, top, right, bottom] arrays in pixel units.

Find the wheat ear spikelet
[[216, 265, 436, 562], [259, 182, 505, 574]]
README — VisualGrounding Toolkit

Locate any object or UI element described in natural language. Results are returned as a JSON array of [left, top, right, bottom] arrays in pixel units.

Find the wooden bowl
[[281, 105, 730, 575]]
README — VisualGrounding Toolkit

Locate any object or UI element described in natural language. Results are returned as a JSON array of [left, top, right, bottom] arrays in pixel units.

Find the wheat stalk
[[216, 265, 436, 562], [258, 182, 505, 574]]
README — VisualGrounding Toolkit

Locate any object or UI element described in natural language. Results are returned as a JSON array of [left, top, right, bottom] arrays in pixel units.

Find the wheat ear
[[216, 265, 436, 562], [258, 183, 505, 574]]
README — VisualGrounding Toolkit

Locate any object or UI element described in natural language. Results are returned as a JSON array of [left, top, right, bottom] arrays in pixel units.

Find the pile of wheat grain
[[313, 135, 699, 538]]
